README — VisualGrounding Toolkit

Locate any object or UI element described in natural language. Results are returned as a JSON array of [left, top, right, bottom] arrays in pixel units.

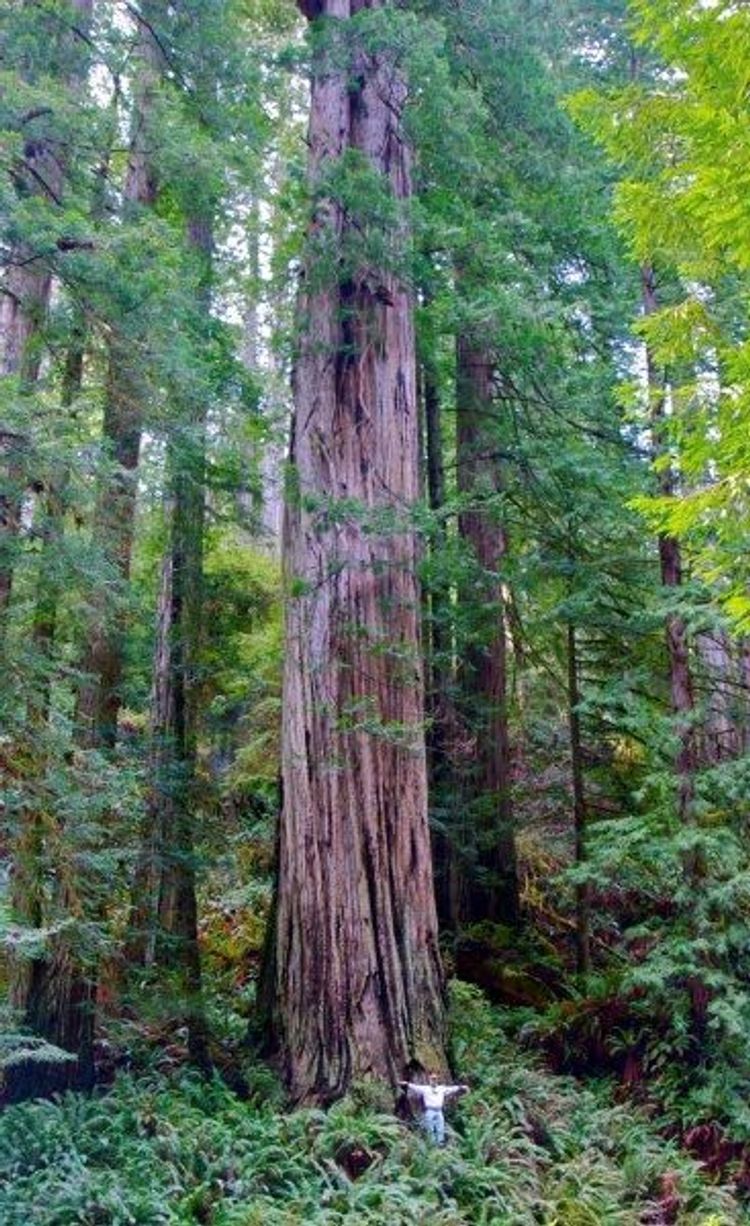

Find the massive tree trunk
[[268, 0, 446, 1105], [455, 334, 519, 926], [77, 10, 160, 748], [642, 266, 696, 828]]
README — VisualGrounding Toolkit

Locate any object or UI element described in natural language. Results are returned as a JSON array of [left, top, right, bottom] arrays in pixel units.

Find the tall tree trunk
[[30, 305, 88, 724], [77, 9, 160, 748], [129, 210, 213, 1070], [423, 343, 455, 928], [267, 0, 446, 1105], [642, 266, 696, 830], [567, 620, 591, 975], [0, 429, 26, 631], [455, 334, 519, 926], [29, 486, 64, 726]]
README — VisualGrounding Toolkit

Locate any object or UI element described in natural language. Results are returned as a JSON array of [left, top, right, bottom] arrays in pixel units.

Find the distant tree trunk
[[422, 338, 455, 928], [128, 210, 213, 1070], [77, 11, 160, 748], [0, 428, 26, 630], [455, 333, 519, 927], [61, 305, 87, 410], [30, 306, 88, 723], [29, 488, 64, 725], [642, 266, 696, 830], [695, 628, 747, 764], [742, 640, 750, 754], [267, 0, 446, 1104], [567, 620, 591, 975]]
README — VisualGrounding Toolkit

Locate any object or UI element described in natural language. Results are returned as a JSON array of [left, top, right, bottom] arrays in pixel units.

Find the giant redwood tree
[[268, 0, 446, 1103]]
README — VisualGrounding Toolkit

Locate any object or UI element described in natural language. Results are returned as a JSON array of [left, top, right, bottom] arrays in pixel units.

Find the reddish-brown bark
[[269, 0, 446, 1104]]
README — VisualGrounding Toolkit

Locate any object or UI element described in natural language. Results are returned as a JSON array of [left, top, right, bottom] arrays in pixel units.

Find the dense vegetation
[[2, 0, 750, 1221], [0, 986, 743, 1224]]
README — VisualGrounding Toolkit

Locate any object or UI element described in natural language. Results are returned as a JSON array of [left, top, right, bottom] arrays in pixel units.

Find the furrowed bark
[[268, 0, 446, 1104]]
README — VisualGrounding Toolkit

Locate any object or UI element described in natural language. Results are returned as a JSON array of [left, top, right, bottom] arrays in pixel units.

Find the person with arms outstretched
[[398, 1072, 469, 1144]]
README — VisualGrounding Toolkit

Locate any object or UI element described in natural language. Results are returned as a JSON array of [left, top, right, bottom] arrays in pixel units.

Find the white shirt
[[405, 1082, 464, 1110]]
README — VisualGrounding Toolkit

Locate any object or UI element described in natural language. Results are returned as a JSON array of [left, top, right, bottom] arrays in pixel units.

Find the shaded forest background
[[2, 0, 750, 1220]]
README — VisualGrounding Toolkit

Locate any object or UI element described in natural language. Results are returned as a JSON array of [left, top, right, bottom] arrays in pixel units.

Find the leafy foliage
[[0, 984, 740, 1225]]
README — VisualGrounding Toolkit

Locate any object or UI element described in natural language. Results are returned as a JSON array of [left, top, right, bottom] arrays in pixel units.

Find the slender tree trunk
[[77, 10, 160, 748], [267, 0, 446, 1105], [642, 266, 696, 829], [128, 210, 213, 1069], [567, 620, 591, 975], [422, 340, 455, 929], [455, 333, 519, 927], [0, 432, 26, 629], [30, 304, 88, 723], [30, 488, 64, 726]]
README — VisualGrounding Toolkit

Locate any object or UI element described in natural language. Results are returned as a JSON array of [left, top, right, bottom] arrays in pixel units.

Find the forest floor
[[0, 982, 744, 1226]]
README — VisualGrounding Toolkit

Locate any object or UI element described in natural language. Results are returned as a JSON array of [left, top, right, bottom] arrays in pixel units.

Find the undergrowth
[[0, 983, 741, 1225]]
